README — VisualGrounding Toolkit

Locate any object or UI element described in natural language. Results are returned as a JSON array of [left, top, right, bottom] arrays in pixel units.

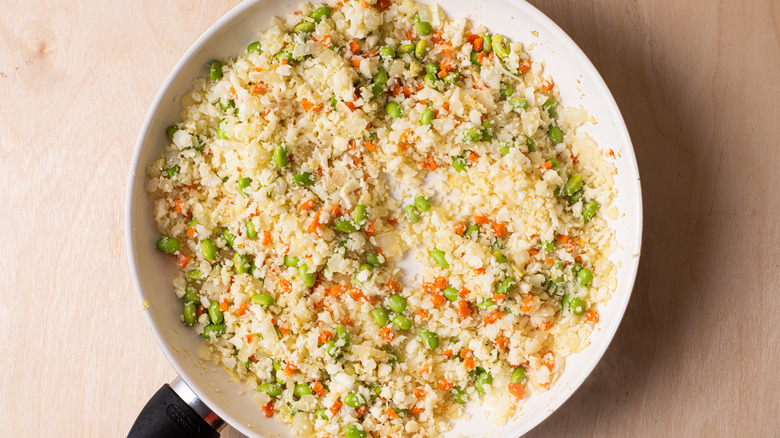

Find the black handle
[[128, 383, 220, 438]]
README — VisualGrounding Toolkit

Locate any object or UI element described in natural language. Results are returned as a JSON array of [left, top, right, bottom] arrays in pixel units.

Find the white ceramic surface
[[126, 1, 642, 436]]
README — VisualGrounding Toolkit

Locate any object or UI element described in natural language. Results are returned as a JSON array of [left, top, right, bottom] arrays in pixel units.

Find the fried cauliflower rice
[[146, 1, 617, 436]]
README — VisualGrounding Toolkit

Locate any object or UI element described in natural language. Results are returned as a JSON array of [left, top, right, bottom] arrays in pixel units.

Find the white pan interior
[[126, 1, 642, 436]]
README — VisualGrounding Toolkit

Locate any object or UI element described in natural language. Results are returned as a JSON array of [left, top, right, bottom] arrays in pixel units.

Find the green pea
[[183, 303, 197, 326], [499, 142, 512, 156], [419, 329, 439, 350], [247, 41, 261, 53], [526, 137, 536, 152], [424, 72, 438, 89], [234, 253, 250, 274], [491, 35, 511, 59], [415, 21, 432, 36], [510, 367, 526, 384], [564, 174, 584, 197], [412, 197, 431, 213], [452, 153, 468, 172], [183, 286, 198, 303], [165, 165, 180, 178], [442, 71, 460, 83], [387, 294, 407, 313], [156, 236, 180, 254], [385, 101, 402, 118], [284, 255, 300, 267], [293, 384, 313, 398], [201, 239, 218, 261], [451, 387, 467, 404], [365, 253, 382, 267], [335, 323, 350, 347], [549, 125, 563, 144], [208, 300, 224, 324], [392, 313, 412, 330], [477, 299, 496, 310], [166, 125, 179, 141], [577, 268, 593, 287], [398, 43, 415, 54], [430, 248, 449, 269], [371, 307, 389, 327], [569, 296, 587, 315], [246, 220, 258, 239], [482, 34, 492, 52], [187, 270, 203, 281], [495, 277, 516, 295], [353, 203, 368, 226], [209, 60, 223, 81], [202, 323, 225, 338], [475, 371, 493, 394], [379, 46, 396, 58], [464, 127, 482, 143], [465, 223, 480, 239], [420, 108, 435, 126], [541, 240, 554, 252], [334, 219, 359, 233], [542, 98, 557, 118], [404, 205, 421, 223], [443, 287, 459, 301], [493, 250, 507, 264], [426, 62, 440, 75], [501, 84, 515, 98], [343, 392, 366, 408], [325, 340, 338, 355], [330, 95, 338, 109], [258, 382, 283, 397], [251, 293, 274, 306], [238, 176, 252, 193], [315, 408, 328, 420], [299, 263, 316, 288], [371, 67, 388, 86], [310, 5, 332, 21], [470, 50, 481, 65], [294, 21, 316, 33], [293, 172, 315, 186], [274, 145, 289, 167], [343, 425, 366, 438], [222, 229, 236, 248], [582, 201, 600, 222]]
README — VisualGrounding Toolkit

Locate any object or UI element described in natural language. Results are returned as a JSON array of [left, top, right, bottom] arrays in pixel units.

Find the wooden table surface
[[2, 0, 778, 436]]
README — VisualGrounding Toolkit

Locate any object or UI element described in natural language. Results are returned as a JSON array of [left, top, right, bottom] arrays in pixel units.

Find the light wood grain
[[0, 1, 778, 437]]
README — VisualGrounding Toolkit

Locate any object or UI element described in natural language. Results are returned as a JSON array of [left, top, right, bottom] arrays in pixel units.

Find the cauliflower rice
[[146, 1, 617, 436]]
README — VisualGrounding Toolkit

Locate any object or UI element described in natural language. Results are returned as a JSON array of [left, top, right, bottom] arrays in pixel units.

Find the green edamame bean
[[481, 120, 494, 141], [404, 205, 421, 223], [166, 125, 179, 141], [353, 263, 372, 285], [182, 286, 198, 303], [165, 165, 180, 178], [209, 60, 223, 81], [493, 251, 507, 263], [491, 35, 511, 59], [365, 253, 382, 267], [443, 287, 459, 301], [343, 425, 366, 438], [343, 392, 366, 408], [475, 371, 493, 394], [353, 204, 368, 226], [419, 329, 439, 350], [202, 323, 225, 338], [582, 202, 600, 222], [452, 153, 468, 172], [373, 66, 388, 85], [465, 223, 479, 239], [335, 323, 350, 346], [569, 296, 587, 315], [222, 229, 236, 248], [415, 21, 432, 36], [470, 50, 481, 65], [549, 125, 563, 144], [392, 313, 412, 330], [324, 340, 337, 355], [247, 41, 261, 53], [299, 263, 316, 288], [451, 387, 467, 404], [334, 219, 359, 233], [294, 21, 316, 33], [430, 248, 449, 269], [442, 71, 460, 83], [464, 127, 482, 143], [246, 220, 257, 239], [499, 142, 512, 156], [293, 384, 313, 398], [569, 189, 583, 204], [510, 97, 529, 110], [310, 5, 332, 21], [420, 108, 434, 125], [564, 174, 584, 197], [315, 408, 328, 420], [526, 136, 536, 152], [217, 120, 228, 140], [201, 239, 217, 261], [234, 253, 250, 274], [156, 236, 180, 254], [208, 300, 223, 324], [274, 145, 289, 168], [501, 84, 515, 98], [425, 62, 439, 75], [293, 172, 315, 186], [284, 255, 299, 267], [510, 367, 526, 384], [577, 268, 593, 287], [414, 196, 431, 212], [183, 303, 197, 326], [371, 307, 389, 326], [370, 83, 384, 98], [495, 277, 516, 295], [238, 176, 251, 193], [542, 98, 557, 118], [387, 294, 407, 313], [251, 293, 274, 306], [385, 101, 402, 118], [379, 46, 396, 58], [398, 43, 415, 54], [541, 240, 554, 252], [482, 34, 492, 52], [477, 299, 495, 310], [258, 382, 283, 397], [187, 270, 203, 281], [424, 72, 438, 89]]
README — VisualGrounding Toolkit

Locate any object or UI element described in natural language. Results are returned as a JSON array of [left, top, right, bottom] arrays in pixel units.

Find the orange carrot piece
[[330, 284, 347, 296], [521, 295, 535, 313], [410, 407, 424, 416], [458, 287, 469, 299], [262, 401, 274, 417], [458, 300, 471, 318], [442, 101, 450, 111], [262, 231, 272, 246], [385, 280, 400, 292], [330, 204, 341, 217], [508, 383, 524, 399], [519, 60, 531, 74], [364, 140, 376, 152], [558, 234, 569, 243], [177, 253, 190, 269], [492, 223, 507, 238], [219, 299, 229, 311], [237, 302, 250, 316], [454, 222, 466, 235], [301, 98, 315, 111], [438, 379, 453, 391], [348, 39, 360, 54], [380, 327, 395, 342], [318, 331, 333, 343], [174, 199, 183, 213], [284, 363, 297, 376], [432, 291, 445, 306], [474, 214, 489, 225], [434, 276, 447, 290], [345, 101, 356, 111], [322, 34, 332, 47], [414, 388, 426, 398], [300, 199, 315, 210], [351, 57, 362, 68], [243, 334, 254, 344], [280, 279, 292, 292], [442, 349, 453, 358], [386, 408, 398, 419], [545, 257, 554, 265], [473, 37, 484, 51], [542, 160, 553, 170], [312, 381, 326, 397], [464, 356, 476, 370], [484, 310, 503, 325], [330, 400, 342, 415], [495, 337, 507, 349], [186, 227, 197, 238], [586, 309, 600, 324], [308, 209, 323, 234], [252, 82, 267, 94], [542, 79, 554, 90]]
